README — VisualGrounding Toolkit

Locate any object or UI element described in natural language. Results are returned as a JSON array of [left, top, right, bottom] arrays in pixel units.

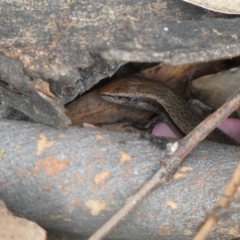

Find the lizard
[[100, 76, 239, 146]]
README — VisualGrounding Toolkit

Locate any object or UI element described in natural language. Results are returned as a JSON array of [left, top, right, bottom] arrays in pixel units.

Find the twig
[[193, 163, 240, 240], [88, 89, 240, 240]]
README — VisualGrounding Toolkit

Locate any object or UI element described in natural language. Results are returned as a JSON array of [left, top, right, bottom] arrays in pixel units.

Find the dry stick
[[88, 89, 240, 240], [193, 163, 240, 240]]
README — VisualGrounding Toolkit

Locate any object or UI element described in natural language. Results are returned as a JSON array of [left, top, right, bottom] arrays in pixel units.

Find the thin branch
[[88, 89, 240, 240], [193, 163, 240, 240]]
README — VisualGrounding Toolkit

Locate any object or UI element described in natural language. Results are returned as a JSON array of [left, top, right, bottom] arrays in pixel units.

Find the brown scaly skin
[[100, 76, 239, 145]]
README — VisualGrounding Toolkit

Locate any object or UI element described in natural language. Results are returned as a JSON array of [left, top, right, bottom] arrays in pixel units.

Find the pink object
[[218, 117, 240, 144], [152, 100, 240, 143], [152, 122, 180, 139], [152, 118, 240, 144]]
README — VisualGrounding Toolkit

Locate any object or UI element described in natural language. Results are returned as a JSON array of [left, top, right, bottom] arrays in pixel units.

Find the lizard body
[[100, 76, 238, 145]]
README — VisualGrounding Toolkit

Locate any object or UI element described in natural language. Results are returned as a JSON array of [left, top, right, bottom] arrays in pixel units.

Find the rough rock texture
[[0, 0, 239, 126], [1, 120, 240, 240]]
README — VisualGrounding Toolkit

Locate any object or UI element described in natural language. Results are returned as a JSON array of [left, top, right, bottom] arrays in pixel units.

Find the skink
[[100, 76, 239, 145]]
